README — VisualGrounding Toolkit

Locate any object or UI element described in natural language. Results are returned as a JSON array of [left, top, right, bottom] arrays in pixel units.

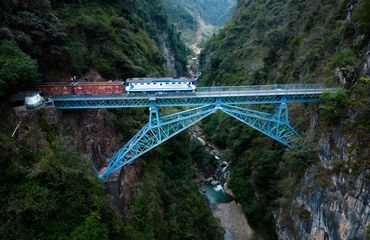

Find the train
[[26, 77, 196, 95]]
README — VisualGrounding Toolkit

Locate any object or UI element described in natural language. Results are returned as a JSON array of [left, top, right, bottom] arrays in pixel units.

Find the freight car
[[27, 82, 74, 95], [27, 81, 124, 95], [73, 82, 124, 94]]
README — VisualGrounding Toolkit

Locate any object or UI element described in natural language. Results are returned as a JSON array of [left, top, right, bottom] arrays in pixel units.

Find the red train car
[[27, 82, 74, 95], [73, 82, 124, 94]]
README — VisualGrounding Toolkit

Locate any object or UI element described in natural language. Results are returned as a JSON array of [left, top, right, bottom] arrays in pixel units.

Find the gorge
[[1, 0, 369, 240]]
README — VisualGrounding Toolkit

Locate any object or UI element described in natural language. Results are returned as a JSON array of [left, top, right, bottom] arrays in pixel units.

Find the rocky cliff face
[[60, 110, 117, 169], [274, 43, 370, 239], [60, 109, 140, 218], [275, 131, 369, 239], [159, 32, 177, 75]]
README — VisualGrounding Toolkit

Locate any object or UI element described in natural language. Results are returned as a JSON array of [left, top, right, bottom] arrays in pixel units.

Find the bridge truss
[[49, 84, 333, 181]]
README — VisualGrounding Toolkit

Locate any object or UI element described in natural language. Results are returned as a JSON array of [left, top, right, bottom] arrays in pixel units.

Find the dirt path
[[190, 15, 216, 55], [190, 19, 203, 55]]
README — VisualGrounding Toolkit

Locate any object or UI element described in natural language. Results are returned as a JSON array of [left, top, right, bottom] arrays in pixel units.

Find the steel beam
[[52, 94, 320, 109], [98, 98, 301, 181], [98, 104, 217, 181], [220, 104, 298, 146]]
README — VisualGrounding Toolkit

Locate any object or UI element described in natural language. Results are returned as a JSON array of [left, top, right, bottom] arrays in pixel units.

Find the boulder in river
[[224, 182, 235, 198], [206, 177, 214, 182], [211, 180, 220, 186]]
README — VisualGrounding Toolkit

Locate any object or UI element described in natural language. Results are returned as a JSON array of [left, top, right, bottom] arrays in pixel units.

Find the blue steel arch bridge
[[49, 84, 335, 182]]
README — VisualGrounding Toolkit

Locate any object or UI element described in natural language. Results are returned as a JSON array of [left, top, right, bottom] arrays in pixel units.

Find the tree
[[71, 212, 109, 240], [0, 40, 38, 96]]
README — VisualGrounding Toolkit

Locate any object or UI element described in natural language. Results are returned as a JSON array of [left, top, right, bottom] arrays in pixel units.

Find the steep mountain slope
[[0, 106, 223, 239], [0, 1, 224, 239], [0, 0, 189, 93], [199, 0, 370, 239], [162, 0, 236, 50]]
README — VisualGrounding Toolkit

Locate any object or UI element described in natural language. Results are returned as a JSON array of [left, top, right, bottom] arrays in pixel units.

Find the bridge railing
[[49, 84, 333, 100], [193, 84, 331, 97], [196, 84, 325, 93]]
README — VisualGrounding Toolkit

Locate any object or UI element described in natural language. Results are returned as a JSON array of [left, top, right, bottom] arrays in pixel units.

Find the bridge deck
[[50, 84, 335, 109]]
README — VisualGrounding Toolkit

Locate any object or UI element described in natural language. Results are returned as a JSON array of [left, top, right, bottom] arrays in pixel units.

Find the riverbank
[[190, 125, 254, 240], [214, 202, 253, 240]]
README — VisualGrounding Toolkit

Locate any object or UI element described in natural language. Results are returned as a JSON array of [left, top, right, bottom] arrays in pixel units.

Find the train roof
[[27, 81, 124, 87], [126, 77, 196, 83], [74, 81, 124, 86], [28, 82, 74, 86]]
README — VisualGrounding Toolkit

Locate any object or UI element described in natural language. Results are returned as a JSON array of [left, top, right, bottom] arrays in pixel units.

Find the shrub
[[353, 0, 370, 34], [329, 48, 359, 69], [319, 88, 349, 126]]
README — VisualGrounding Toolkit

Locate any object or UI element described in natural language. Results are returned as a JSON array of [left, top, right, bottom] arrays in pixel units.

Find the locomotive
[[125, 77, 196, 93]]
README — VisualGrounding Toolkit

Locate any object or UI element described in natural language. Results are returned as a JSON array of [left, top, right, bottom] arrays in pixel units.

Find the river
[[191, 126, 254, 240]]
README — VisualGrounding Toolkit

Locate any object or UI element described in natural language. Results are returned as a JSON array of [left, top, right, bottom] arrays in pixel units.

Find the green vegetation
[[108, 108, 222, 239], [319, 88, 349, 126], [1, 0, 369, 239], [200, 0, 368, 86], [0, 129, 121, 239], [120, 134, 223, 240], [163, 0, 236, 48], [0, 0, 222, 239], [0, 0, 189, 86], [189, 139, 217, 175], [353, 0, 370, 34], [366, 224, 370, 240], [0, 40, 38, 96], [344, 76, 370, 176], [0, 109, 222, 239], [201, 112, 316, 239], [199, 0, 370, 238], [133, 0, 190, 76]]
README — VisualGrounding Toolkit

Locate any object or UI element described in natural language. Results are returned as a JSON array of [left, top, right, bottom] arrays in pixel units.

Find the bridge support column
[[277, 96, 289, 124], [99, 104, 217, 181], [149, 104, 160, 126]]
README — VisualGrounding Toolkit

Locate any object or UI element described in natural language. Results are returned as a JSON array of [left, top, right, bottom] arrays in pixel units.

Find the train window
[[172, 82, 175, 84], [140, 83, 144, 85], [154, 83, 157, 85], [166, 82, 169, 84], [146, 83, 150, 85]]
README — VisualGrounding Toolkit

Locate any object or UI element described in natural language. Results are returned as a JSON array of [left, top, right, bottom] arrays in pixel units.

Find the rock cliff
[[274, 44, 370, 239], [275, 133, 369, 239]]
